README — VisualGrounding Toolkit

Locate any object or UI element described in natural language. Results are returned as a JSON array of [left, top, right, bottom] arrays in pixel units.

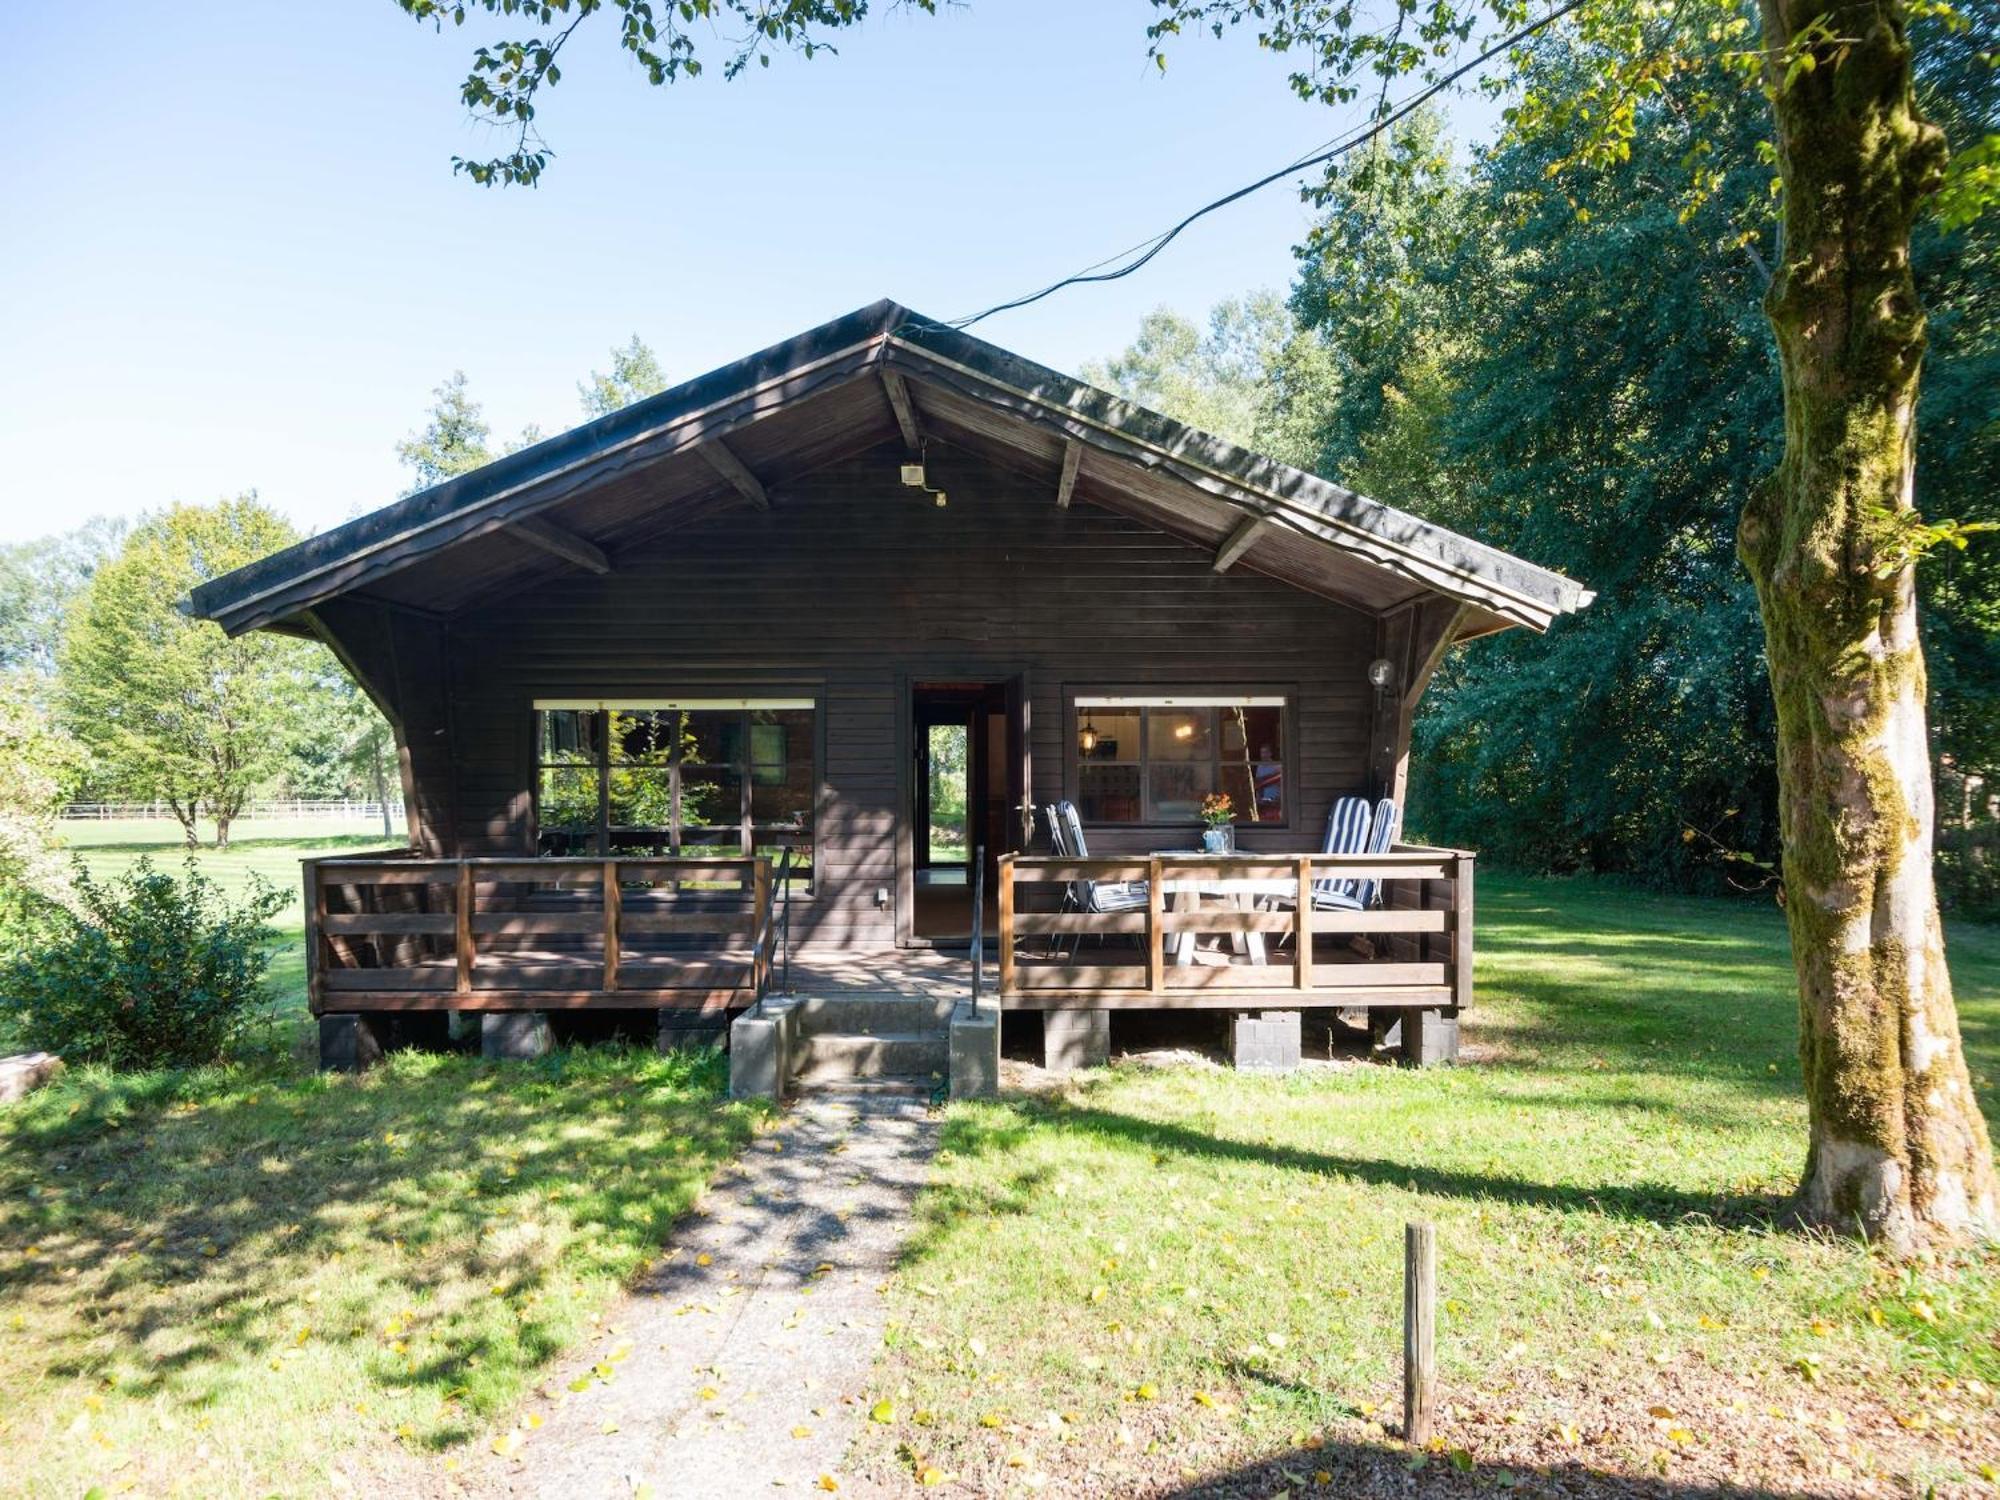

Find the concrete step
[[793, 1077, 935, 1099], [791, 995, 957, 1036], [792, 1031, 947, 1086]]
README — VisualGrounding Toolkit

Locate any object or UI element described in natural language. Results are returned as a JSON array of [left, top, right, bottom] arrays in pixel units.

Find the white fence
[[60, 799, 407, 823]]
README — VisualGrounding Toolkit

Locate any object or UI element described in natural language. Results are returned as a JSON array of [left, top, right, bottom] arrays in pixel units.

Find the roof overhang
[[189, 300, 1592, 638]]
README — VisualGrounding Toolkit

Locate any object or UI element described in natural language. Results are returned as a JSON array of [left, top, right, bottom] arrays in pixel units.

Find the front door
[[901, 677, 1027, 946]]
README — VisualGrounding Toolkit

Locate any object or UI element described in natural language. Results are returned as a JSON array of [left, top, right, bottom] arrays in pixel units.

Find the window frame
[[529, 695, 821, 889], [1064, 687, 1297, 831]]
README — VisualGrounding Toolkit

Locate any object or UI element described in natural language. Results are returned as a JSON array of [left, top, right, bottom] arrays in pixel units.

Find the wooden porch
[[996, 847, 1473, 1012], [302, 851, 782, 1015]]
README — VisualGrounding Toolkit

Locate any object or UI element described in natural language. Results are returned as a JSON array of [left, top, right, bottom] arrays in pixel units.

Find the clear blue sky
[[0, 1, 1494, 546]]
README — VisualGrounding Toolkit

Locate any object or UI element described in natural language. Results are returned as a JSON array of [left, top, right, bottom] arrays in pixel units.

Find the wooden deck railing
[[302, 853, 777, 1015], [997, 846, 1473, 1011]]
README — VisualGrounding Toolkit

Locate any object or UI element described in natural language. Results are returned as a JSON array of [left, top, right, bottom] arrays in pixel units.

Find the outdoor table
[[1150, 850, 1294, 966]]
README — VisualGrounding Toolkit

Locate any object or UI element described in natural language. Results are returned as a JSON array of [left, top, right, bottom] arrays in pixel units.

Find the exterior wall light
[[1367, 658, 1398, 691]]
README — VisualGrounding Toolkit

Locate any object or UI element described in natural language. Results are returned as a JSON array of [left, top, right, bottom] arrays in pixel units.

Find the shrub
[[0, 857, 287, 1069]]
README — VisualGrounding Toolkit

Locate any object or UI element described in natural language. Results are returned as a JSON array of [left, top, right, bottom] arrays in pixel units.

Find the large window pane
[[1147, 708, 1214, 762], [607, 766, 672, 830], [610, 710, 677, 765], [1078, 763, 1143, 823], [538, 710, 599, 765], [1149, 760, 1215, 821], [1078, 708, 1139, 765], [684, 711, 743, 769], [680, 768, 743, 835]]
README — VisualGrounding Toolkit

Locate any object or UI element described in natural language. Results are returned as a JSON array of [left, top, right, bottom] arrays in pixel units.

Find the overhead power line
[[940, 0, 1592, 332]]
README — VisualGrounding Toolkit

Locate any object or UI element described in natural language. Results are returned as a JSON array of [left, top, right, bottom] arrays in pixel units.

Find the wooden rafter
[[880, 368, 921, 450], [1056, 439, 1084, 509], [1212, 514, 1269, 573], [506, 515, 611, 575], [697, 438, 770, 510]]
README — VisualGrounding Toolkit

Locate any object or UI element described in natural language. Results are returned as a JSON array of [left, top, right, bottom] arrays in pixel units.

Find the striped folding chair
[[1308, 794, 1377, 912], [1044, 799, 1148, 957]]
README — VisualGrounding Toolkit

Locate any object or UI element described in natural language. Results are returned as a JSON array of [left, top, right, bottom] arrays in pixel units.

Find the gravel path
[[462, 1095, 938, 1499]]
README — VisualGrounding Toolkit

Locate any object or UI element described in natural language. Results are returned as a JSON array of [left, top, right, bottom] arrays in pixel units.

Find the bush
[[0, 858, 287, 1069]]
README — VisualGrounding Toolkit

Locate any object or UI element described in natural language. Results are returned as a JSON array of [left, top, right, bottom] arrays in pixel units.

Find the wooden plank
[[881, 368, 921, 449], [1309, 908, 1449, 934], [1212, 514, 1269, 573], [603, 858, 621, 993], [1312, 962, 1448, 988], [1004, 985, 1453, 1011], [1161, 963, 1296, 990], [1006, 859, 1153, 884], [619, 912, 758, 936], [456, 862, 474, 996], [321, 913, 456, 936], [1055, 439, 1083, 508], [1294, 856, 1314, 992], [311, 865, 454, 886], [697, 438, 770, 509], [1010, 912, 1148, 936], [1147, 856, 1165, 994], [508, 515, 611, 574], [997, 854, 1016, 994], [1009, 964, 1149, 990], [1157, 909, 1293, 934], [464, 861, 606, 884], [323, 987, 751, 1013], [470, 914, 606, 936], [303, 859, 324, 1015], [752, 857, 770, 991], [1452, 852, 1475, 1012], [324, 968, 455, 992]]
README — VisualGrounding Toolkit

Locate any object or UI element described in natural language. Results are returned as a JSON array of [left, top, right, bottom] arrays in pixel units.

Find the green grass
[[1, 822, 766, 1498], [0, 1048, 763, 1499], [858, 874, 2000, 1496]]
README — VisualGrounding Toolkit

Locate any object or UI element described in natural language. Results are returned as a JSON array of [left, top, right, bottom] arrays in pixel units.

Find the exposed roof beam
[[1055, 439, 1083, 509], [507, 515, 611, 575], [1212, 515, 1269, 573], [696, 438, 770, 510], [880, 368, 921, 450]]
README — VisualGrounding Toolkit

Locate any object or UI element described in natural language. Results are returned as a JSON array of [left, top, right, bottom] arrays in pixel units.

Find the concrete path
[[464, 1095, 937, 1499]]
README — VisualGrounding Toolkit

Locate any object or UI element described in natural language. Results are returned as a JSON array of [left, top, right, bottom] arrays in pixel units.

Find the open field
[[855, 876, 2000, 1497]]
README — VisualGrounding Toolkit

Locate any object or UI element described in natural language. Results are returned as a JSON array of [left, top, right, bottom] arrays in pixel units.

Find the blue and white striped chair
[[1306, 794, 1377, 912]]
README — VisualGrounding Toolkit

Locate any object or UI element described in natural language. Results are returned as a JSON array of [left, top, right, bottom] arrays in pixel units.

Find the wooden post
[[603, 859, 623, 994], [1294, 856, 1315, 995], [302, 859, 324, 1015], [1146, 856, 1165, 994], [1404, 1221, 1437, 1447], [997, 854, 1016, 995], [749, 856, 769, 990], [455, 861, 473, 996], [1451, 853, 1475, 1014]]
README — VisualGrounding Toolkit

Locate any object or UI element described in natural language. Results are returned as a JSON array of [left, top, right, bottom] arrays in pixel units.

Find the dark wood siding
[[395, 442, 1376, 952]]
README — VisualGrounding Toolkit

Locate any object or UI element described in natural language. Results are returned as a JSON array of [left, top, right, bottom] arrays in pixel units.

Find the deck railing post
[[455, 861, 473, 997], [970, 844, 986, 1015], [751, 856, 771, 994], [1146, 856, 1165, 994], [997, 854, 1016, 997], [1294, 855, 1315, 996], [1452, 851, 1475, 1012], [603, 859, 622, 994], [303, 859, 324, 1015]]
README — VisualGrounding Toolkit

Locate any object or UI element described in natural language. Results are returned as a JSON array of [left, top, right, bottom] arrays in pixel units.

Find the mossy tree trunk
[[1740, 0, 1998, 1250]]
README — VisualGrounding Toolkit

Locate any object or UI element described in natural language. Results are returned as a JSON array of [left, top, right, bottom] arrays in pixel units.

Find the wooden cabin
[[189, 301, 1589, 1094]]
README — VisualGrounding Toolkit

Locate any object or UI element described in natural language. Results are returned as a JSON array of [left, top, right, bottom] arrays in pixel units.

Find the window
[[533, 699, 815, 885], [1074, 695, 1286, 825]]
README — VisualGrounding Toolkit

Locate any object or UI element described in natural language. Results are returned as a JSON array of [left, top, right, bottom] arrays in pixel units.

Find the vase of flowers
[[1199, 793, 1235, 854]]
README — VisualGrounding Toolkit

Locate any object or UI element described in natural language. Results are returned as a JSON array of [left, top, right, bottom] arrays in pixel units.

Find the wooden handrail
[[997, 847, 1475, 1011]]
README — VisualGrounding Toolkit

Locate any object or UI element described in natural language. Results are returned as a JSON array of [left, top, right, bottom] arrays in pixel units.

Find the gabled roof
[[189, 300, 1591, 638]]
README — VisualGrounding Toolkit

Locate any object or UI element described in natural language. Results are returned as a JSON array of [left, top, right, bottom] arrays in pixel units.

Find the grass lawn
[[856, 875, 2000, 1497], [1, 821, 767, 1498]]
